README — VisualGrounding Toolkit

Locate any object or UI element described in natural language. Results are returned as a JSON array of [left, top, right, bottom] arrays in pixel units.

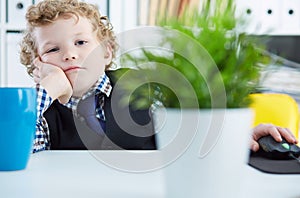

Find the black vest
[[44, 69, 157, 150]]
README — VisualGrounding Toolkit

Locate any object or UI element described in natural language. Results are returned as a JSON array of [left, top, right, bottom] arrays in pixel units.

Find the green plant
[[119, 0, 270, 109]]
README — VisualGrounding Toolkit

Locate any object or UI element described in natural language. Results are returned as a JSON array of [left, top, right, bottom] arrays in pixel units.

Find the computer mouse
[[257, 135, 300, 160]]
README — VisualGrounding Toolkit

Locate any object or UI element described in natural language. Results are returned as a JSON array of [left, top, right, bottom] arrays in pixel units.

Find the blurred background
[[0, 0, 300, 104]]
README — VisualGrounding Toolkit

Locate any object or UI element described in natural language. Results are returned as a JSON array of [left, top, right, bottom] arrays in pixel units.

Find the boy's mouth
[[64, 66, 80, 73]]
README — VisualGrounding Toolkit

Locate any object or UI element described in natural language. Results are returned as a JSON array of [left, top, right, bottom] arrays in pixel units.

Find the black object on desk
[[248, 135, 300, 174]]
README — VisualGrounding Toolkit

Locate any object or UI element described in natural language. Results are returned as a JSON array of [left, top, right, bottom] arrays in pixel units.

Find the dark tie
[[77, 94, 105, 135]]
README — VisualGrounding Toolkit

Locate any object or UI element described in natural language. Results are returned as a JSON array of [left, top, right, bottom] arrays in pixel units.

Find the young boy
[[20, 0, 156, 152]]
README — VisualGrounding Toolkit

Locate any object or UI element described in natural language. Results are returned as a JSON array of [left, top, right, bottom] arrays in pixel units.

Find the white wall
[[236, 0, 300, 35], [1, 0, 300, 87]]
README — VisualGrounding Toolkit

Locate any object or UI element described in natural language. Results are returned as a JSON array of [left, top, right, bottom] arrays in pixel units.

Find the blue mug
[[0, 88, 36, 171]]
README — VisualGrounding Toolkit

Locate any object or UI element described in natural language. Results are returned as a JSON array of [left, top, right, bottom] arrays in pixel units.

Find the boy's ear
[[104, 44, 113, 65]]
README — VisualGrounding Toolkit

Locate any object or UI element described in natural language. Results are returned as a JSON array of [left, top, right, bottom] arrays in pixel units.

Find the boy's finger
[[277, 127, 298, 144], [250, 139, 259, 152]]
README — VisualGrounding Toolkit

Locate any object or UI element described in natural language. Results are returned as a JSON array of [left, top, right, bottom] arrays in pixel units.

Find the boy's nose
[[64, 56, 76, 61], [63, 51, 77, 61]]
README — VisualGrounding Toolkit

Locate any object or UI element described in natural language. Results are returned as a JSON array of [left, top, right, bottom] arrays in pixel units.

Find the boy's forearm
[[34, 84, 52, 153]]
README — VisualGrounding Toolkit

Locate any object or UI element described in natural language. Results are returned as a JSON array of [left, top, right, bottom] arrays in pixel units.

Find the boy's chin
[[72, 87, 89, 98]]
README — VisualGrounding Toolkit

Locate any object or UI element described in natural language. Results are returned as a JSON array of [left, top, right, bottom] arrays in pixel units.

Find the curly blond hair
[[20, 0, 118, 76]]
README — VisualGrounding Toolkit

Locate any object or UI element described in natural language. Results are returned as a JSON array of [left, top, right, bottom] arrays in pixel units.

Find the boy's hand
[[251, 123, 298, 152], [33, 58, 73, 104]]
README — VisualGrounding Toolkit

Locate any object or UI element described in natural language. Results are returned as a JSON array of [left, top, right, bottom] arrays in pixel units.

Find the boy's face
[[34, 15, 112, 97]]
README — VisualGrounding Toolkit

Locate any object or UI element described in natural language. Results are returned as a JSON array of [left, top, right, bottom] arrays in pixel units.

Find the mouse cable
[[288, 153, 300, 165]]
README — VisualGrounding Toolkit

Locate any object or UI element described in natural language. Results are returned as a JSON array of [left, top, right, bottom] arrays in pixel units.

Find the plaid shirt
[[33, 73, 112, 153]]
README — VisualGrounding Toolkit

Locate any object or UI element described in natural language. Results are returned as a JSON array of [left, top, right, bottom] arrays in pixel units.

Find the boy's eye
[[76, 40, 87, 46], [46, 47, 59, 53]]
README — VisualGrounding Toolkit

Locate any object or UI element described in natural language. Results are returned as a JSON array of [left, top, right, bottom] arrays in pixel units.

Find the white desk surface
[[0, 151, 166, 198], [1, 150, 300, 198]]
